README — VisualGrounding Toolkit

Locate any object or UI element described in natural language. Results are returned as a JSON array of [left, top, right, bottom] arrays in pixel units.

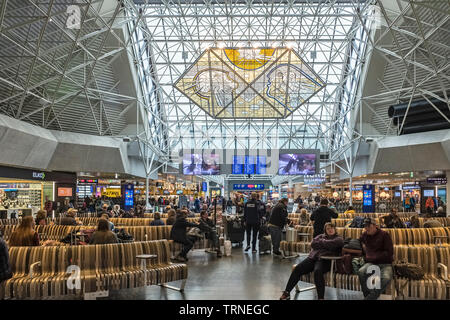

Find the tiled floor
[[106, 246, 363, 300]]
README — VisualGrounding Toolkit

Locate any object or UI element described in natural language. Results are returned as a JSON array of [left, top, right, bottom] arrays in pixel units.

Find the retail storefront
[[0, 166, 76, 219]]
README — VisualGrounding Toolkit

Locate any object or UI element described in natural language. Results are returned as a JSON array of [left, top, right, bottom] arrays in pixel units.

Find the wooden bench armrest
[[437, 263, 448, 280], [29, 261, 41, 279]]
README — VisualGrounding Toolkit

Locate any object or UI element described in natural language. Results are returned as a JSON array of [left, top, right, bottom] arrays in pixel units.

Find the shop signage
[[233, 184, 265, 190], [0, 166, 76, 183], [32, 172, 46, 179], [426, 177, 447, 185], [101, 188, 121, 197], [401, 185, 420, 190], [78, 179, 98, 184], [98, 179, 121, 185]]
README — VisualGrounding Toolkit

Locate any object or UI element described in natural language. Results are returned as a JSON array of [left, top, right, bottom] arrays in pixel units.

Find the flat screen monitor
[[278, 153, 316, 175], [58, 187, 72, 197], [182, 153, 220, 175], [232, 155, 266, 174], [423, 189, 434, 197], [395, 191, 401, 197]]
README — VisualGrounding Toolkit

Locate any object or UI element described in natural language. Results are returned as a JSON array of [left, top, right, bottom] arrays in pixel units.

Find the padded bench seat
[[2, 240, 187, 300]]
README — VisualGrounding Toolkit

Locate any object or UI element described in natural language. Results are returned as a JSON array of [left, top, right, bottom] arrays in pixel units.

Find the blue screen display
[[232, 156, 244, 174], [232, 155, 266, 174], [124, 184, 134, 207], [363, 189, 373, 206]]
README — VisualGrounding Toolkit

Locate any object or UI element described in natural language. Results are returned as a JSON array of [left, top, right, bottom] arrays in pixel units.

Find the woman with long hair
[[279, 223, 344, 300], [8, 216, 40, 247]]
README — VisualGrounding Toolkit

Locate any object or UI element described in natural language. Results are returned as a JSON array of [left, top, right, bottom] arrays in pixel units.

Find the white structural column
[[447, 171, 450, 217]]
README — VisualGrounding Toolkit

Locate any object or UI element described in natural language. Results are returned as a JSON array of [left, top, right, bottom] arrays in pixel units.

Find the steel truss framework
[[0, 0, 448, 184]]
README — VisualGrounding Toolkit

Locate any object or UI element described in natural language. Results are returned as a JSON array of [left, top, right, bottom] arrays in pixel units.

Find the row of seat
[[287, 212, 419, 219], [1, 225, 210, 257], [299, 245, 450, 300], [327, 217, 450, 228], [1, 240, 188, 300], [280, 226, 450, 254]]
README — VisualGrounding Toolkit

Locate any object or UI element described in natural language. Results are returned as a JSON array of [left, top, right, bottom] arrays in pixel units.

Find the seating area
[[1, 240, 187, 300]]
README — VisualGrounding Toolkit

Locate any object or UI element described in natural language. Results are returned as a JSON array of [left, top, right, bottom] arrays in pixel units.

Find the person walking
[[243, 193, 262, 253]]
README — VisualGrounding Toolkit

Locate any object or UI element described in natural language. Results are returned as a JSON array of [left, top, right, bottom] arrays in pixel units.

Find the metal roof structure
[[0, 0, 448, 183]]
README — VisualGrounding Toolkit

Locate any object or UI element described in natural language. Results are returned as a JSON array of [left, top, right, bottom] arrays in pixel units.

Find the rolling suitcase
[[258, 235, 272, 254]]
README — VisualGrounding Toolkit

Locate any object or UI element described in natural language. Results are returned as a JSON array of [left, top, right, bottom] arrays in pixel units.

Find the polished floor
[[106, 245, 363, 300]]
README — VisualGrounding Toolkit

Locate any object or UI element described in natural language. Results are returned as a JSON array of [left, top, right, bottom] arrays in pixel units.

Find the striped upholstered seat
[[2, 240, 187, 299], [298, 245, 450, 299]]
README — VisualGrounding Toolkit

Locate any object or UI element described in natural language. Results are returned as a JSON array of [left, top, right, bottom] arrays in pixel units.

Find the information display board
[[124, 184, 134, 209], [362, 184, 375, 213]]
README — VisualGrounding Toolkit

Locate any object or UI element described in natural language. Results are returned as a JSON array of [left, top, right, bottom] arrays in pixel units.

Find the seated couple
[[170, 210, 222, 262], [280, 218, 394, 300]]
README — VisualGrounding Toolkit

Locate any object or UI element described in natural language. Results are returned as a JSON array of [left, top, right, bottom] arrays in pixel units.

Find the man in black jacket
[[198, 211, 222, 257], [0, 229, 13, 298], [310, 199, 338, 237], [268, 198, 290, 256], [244, 193, 262, 253], [170, 211, 201, 262]]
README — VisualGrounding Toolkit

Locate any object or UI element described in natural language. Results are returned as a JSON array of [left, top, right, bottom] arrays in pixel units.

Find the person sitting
[[89, 219, 119, 245], [166, 209, 176, 226], [111, 205, 121, 217], [150, 212, 165, 226], [382, 208, 405, 228], [8, 216, 40, 247], [198, 210, 222, 257], [101, 214, 115, 231], [423, 219, 444, 228], [280, 223, 344, 300], [409, 214, 420, 228], [344, 206, 356, 214], [436, 206, 446, 217], [35, 210, 48, 226], [299, 208, 311, 226], [170, 210, 200, 262], [164, 205, 172, 213], [0, 228, 13, 297], [58, 208, 79, 226], [358, 218, 394, 300]]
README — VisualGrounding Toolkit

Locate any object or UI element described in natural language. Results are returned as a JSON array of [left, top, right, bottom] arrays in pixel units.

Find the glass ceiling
[[128, 0, 373, 163]]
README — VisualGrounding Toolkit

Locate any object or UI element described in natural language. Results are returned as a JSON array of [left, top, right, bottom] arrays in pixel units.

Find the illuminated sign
[[427, 177, 447, 185], [233, 184, 265, 190]]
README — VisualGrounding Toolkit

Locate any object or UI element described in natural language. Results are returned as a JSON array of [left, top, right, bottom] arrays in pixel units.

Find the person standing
[[268, 198, 290, 256], [358, 218, 394, 300], [310, 199, 338, 238], [243, 193, 262, 253]]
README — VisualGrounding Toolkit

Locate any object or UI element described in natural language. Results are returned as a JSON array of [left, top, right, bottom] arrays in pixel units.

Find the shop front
[[0, 166, 76, 219]]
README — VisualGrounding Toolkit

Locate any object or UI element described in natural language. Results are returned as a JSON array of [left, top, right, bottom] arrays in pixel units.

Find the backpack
[[393, 261, 424, 280], [349, 216, 365, 228], [115, 229, 134, 242]]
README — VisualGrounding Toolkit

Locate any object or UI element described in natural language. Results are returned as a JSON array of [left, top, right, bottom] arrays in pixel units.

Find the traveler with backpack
[[358, 218, 394, 300], [279, 223, 344, 300], [310, 199, 338, 238]]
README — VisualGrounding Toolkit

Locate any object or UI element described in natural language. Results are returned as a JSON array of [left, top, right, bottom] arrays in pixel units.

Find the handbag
[[187, 227, 203, 238], [393, 261, 425, 280]]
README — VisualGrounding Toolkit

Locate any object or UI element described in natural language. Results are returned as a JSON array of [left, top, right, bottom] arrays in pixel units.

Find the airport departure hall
[[0, 0, 449, 305]]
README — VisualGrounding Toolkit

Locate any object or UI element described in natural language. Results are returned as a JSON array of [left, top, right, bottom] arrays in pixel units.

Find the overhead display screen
[[183, 153, 220, 175], [233, 184, 265, 190], [232, 155, 266, 174], [278, 153, 316, 175]]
